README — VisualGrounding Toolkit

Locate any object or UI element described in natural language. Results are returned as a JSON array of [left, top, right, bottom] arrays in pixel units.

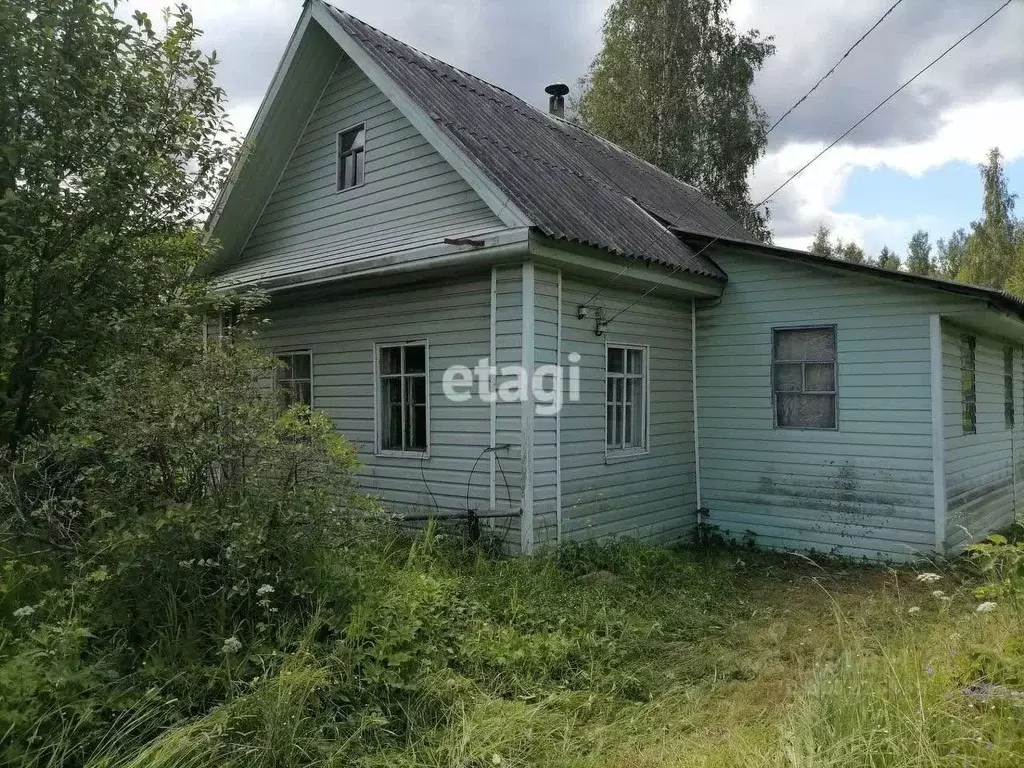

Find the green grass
[[5, 528, 1024, 767]]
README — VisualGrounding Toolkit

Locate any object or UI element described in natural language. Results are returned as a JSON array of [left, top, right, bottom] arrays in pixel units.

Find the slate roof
[[325, 4, 760, 281]]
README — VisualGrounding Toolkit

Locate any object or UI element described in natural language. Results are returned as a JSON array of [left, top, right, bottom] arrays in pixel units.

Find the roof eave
[[678, 231, 1024, 321]]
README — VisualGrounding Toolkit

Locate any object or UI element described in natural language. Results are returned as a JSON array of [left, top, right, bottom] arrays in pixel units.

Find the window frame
[[1005, 344, 1015, 430], [274, 349, 314, 408], [373, 339, 430, 458], [336, 122, 366, 192], [771, 324, 839, 431], [961, 334, 977, 435], [604, 341, 651, 462]]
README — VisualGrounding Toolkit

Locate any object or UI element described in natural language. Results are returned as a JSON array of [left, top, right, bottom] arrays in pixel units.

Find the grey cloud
[[749, 0, 1024, 149], [174, 0, 1022, 151]]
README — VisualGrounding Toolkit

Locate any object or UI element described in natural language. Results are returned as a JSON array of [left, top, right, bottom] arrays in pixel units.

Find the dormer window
[[337, 124, 366, 190]]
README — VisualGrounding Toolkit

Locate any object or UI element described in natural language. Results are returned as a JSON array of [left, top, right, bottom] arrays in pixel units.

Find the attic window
[[337, 124, 366, 191]]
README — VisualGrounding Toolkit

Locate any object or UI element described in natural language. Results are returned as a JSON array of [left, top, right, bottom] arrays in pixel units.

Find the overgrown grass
[[4, 524, 1024, 767]]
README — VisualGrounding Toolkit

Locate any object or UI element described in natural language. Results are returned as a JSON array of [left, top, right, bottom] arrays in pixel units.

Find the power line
[[581, 0, 906, 309], [767, 0, 906, 136], [600, 0, 1014, 330]]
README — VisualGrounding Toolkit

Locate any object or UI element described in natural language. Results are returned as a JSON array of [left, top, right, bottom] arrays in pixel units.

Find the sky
[[121, 0, 1024, 256]]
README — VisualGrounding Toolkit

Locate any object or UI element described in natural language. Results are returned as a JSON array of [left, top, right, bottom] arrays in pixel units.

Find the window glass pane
[[606, 404, 616, 445], [277, 382, 295, 408], [804, 363, 835, 392], [380, 347, 402, 375], [278, 355, 294, 379], [773, 363, 803, 393], [340, 125, 364, 152], [627, 349, 643, 375], [409, 404, 427, 451], [354, 149, 365, 186], [774, 328, 835, 362], [623, 404, 633, 445], [406, 375, 426, 407], [296, 381, 312, 407], [633, 382, 645, 447], [381, 378, 402, 449], [777, 393, 836, 429], [292, 354, 311, 380], [607, 347, 624, 373], [343, 154, 355, 189], [606, 378, 615, 403], [405, 345, 426, 374]]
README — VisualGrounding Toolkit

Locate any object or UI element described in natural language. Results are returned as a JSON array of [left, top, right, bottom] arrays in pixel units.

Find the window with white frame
[[377, 342, 428, 454], [337, 124, 365, 190], [606, 345, 648, 452], [275, 351, 312, 407], [772, 327, 837, 429]]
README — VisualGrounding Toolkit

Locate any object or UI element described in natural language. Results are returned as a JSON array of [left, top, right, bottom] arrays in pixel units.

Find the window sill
[[336, 181, 366, 194], [605, 447, 650, 465], [375, 449, 430, 460]]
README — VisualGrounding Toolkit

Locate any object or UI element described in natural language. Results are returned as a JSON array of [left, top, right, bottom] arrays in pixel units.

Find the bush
[[0, 307, 372, 766]]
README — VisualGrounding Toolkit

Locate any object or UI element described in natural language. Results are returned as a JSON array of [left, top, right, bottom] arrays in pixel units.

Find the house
[[204, 0, 1024, 561]]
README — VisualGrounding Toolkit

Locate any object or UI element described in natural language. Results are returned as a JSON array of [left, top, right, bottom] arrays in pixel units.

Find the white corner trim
[[555, 269, 563, 545], [929, 314, 947, 555], [521, 263, 536, 554], [692, 299, 702, 513], [309, 1, 533, 230], [489, 267, 498, 512]]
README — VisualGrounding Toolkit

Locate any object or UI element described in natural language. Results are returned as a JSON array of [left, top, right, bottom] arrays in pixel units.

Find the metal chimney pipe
[[545, 83, 569, 118]]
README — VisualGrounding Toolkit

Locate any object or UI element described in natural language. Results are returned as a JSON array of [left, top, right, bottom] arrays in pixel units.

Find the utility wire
[[580, 0, 906, 310], [767, 0, 906, 135], [601, 0, 1014, 330]]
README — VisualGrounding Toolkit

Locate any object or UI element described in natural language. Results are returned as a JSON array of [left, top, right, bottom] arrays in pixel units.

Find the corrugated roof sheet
[[325, 4, 760, 281]]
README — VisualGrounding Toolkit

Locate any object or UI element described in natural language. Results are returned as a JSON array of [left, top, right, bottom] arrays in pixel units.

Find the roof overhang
[[679, 231, 1024, 325]]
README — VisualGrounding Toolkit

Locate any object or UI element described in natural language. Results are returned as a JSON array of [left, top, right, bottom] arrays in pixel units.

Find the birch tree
[[576, 0, 775, 240]]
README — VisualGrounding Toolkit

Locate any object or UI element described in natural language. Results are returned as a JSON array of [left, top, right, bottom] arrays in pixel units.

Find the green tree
[[937, 229, 969, 279], [575, 0, 775, 240], [877, 246, 900, 271], [958, 148, 1019, 288], [837, 240, 869, 265], [905, 230, 932, 275], [0, 1, 236, 451], [810, 224, 834, 258]]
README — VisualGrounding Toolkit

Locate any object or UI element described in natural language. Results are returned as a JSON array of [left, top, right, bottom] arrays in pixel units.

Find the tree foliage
[[936, 228, 968, 280], [877, 246, 900, 271], [809, 224, 834, 259], [957, 149, 1021, 290], [0, 1, 237, 452], [808, 224, 874, 266], [905, 230, 932, 276], [575, 0, 775, 240], [838, 241, 868, 265]]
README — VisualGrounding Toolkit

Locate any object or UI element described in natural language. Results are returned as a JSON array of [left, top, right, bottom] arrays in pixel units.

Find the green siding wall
[[942, 324, 1020, 551], [558, 276, 697, 545], [697, 249, 950, 560], [493, 265, 525, 550], [218, 55, 505, 287], [255, 274, 499, 517], [533, 267, 560, 549]]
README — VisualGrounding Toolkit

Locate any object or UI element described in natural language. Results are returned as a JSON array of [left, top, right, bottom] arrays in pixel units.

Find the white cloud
[[754, 92, 1024, 252]]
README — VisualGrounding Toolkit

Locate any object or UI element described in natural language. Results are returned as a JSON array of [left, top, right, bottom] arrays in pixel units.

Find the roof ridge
[[325, 4, 541, 118], [324, 2, 737, 230]]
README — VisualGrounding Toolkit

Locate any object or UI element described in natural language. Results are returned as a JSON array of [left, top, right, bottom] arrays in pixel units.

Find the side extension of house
[[695, 245, 1021, 560]]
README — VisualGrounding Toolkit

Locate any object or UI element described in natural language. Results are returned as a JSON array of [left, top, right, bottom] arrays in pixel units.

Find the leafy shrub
[[0, 308, 372, 765]]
